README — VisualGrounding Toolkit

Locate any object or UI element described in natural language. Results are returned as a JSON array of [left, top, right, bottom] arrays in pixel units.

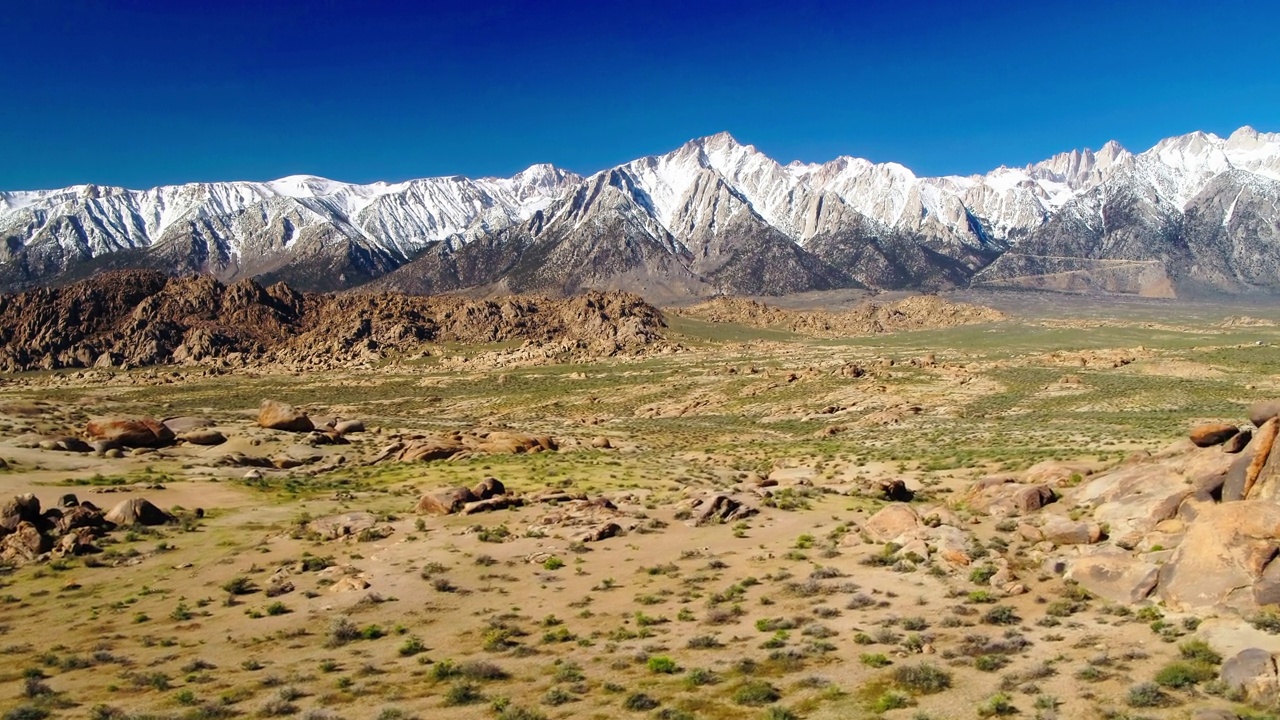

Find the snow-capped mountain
[[3, 126, 1279, 298]]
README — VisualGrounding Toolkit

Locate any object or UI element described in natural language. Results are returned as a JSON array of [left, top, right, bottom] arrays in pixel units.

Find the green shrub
[[734, 680, 781, 706], [444, 682, 484, 706], [648, 656, 678, 674], [1126, 682, 1168, 708], [891, 663, 952, 694], [1153, 661, 1215, 688], [622, 693, 659, 711], [1178, 639, 1222, 665], [859, 653, 891, 668]]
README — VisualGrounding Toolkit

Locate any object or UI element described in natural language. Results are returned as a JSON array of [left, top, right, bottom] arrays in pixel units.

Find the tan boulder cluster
[[0, 493, 173, 566], [1023, 399, 1280, 614]]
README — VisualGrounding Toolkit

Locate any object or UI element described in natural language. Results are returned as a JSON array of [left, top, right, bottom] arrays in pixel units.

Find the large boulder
[[1158, 501, 1280, 613], [85, 417, 175, 448], [0, 521, 51, 562], [693, 495, 757, 526], [257, 400, 313, 433], [0, 494, 42, 532], [1224, 429, 1253, 454], [1062, 546, 1160, 604], [1245, 419, 1280, 500], [1040, 517, 1103, 545], [1191, 423, 1240, 448], [306, 512, 380, 541], [1221, 648, 1279, 705], [333, 420, 365, 435], [1249, 400, 1280, 428], [416, 487, 477, 515], [864, 503, 920, 542], [964, 479, 1055, 517], [472, 477, 506, 500], [103, 498, 174, 526]]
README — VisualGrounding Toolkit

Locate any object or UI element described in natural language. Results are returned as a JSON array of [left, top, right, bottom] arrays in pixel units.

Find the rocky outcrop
[[416, 488, 478, 515], [672, 295, 1006, 338], [103, 498, 174, 526], [0, 271, 668, 371]]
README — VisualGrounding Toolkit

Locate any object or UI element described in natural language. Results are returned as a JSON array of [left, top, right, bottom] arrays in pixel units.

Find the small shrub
[[222, 577, 257, 595], [859, 653, 891, 668], [734, 680, 781, 706], [648, 656, 678, 674], [1154, 661, 1215, 688], [444, 682, 484, 706], [622, 693, 659, 711], [892, 663, 952, 694], [1126, 682, 1168, 707]]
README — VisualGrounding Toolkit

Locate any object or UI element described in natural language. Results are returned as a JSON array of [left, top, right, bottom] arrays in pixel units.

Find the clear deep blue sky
[[2, 0, 1277, 190]]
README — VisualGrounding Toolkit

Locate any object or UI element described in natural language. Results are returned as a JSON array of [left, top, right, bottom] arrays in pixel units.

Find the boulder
[[880, 479, 914, 502], [53, 530, 99, 557], [693, 495, 757, 526], [1159, 501, 1280, 613], [57, 505, 109, 533], [1221, 648, 1279, 705], [416, 487, 477, 515], [257, 400, 313, 432], [965, 479, 1055, 517], [1250, 400, 1280, 428], [590, 436, 613, 449], [1191, 423, 1240, 448], [398, 437, 467, 462], [1224, 430, 1253, 454], [1063, 546, 1160, 604], [333, 420, 365, 435], [85, 417, 175, 448], [0, 521, 50, 562], [574, 522, 622, 543], [864, 503, 920, 542], [1040, 517, 1102, 545], [178, 429, 226, 446], [42, 436, 93, 453], [103, 498, 173, 526], [1245, 419, 1280, 500], [57, 494, 78, 508], [0, 494, 42, 532], [306, 512, 379, 541], [162, 416, 217, 434], [472, 477, 506, 500], [462, 496, 522, 514]]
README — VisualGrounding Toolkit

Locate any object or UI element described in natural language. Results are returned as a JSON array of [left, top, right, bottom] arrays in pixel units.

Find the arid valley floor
[[2, 290, 1280, 720]]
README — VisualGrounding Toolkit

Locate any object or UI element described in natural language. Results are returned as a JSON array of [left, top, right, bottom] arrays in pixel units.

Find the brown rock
[[1224, 429, 1253, 454], [1191, 422, 1240, 448], [880, 479, 914, 502], [693, 495, 757, 526], [333, 420, 365, 435], [1245, 418, 1279, 499], [416, 487, 477, 515], [0, 521, 51, 562], [1040, 517, 1102, 545], [1159, 501, 1280, 613], [306, 512, 379, 541], [472, 477, 506, 500], [864, 503, 920, 541], [575, 522, 622, 543], [178, 429, 226, 446], [0, 494, 42, 532], [257, 400, 313, 432], [1221, 648, 1279, 705], [103, 498, 173, 526], [1064, 547, 1160, 604], [462, 496, 522, 514], [85, 417, 175, 448], [590, 436, 613, 449], [1250, 400, 1280, 428]]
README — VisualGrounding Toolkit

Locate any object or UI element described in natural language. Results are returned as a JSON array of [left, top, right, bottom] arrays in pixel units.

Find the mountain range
[[3, 126, 1279, 300]]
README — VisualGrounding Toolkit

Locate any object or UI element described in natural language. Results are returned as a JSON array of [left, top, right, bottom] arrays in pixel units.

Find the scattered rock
[[257, 400, 314, 432], [306, 512, 380, 541], [1191, 422, 1240, 448], [965, 479, 1055, 517]]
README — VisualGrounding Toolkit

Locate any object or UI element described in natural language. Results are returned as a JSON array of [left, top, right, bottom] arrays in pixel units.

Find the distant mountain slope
[[3, 126, 1278, 297]]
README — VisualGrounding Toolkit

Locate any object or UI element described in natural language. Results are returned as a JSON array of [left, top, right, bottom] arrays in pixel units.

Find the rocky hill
[[0, 270, 666, 372], [672, 295, 1007, 337], [3, 127, 1278, 299]]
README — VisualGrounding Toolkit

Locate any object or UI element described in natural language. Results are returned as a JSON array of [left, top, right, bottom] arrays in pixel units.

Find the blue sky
[[2, 0, 1276, 190]]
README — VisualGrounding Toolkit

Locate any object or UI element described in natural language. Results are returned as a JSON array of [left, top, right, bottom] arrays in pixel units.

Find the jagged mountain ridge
[[3, 126, 1279, 297]]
